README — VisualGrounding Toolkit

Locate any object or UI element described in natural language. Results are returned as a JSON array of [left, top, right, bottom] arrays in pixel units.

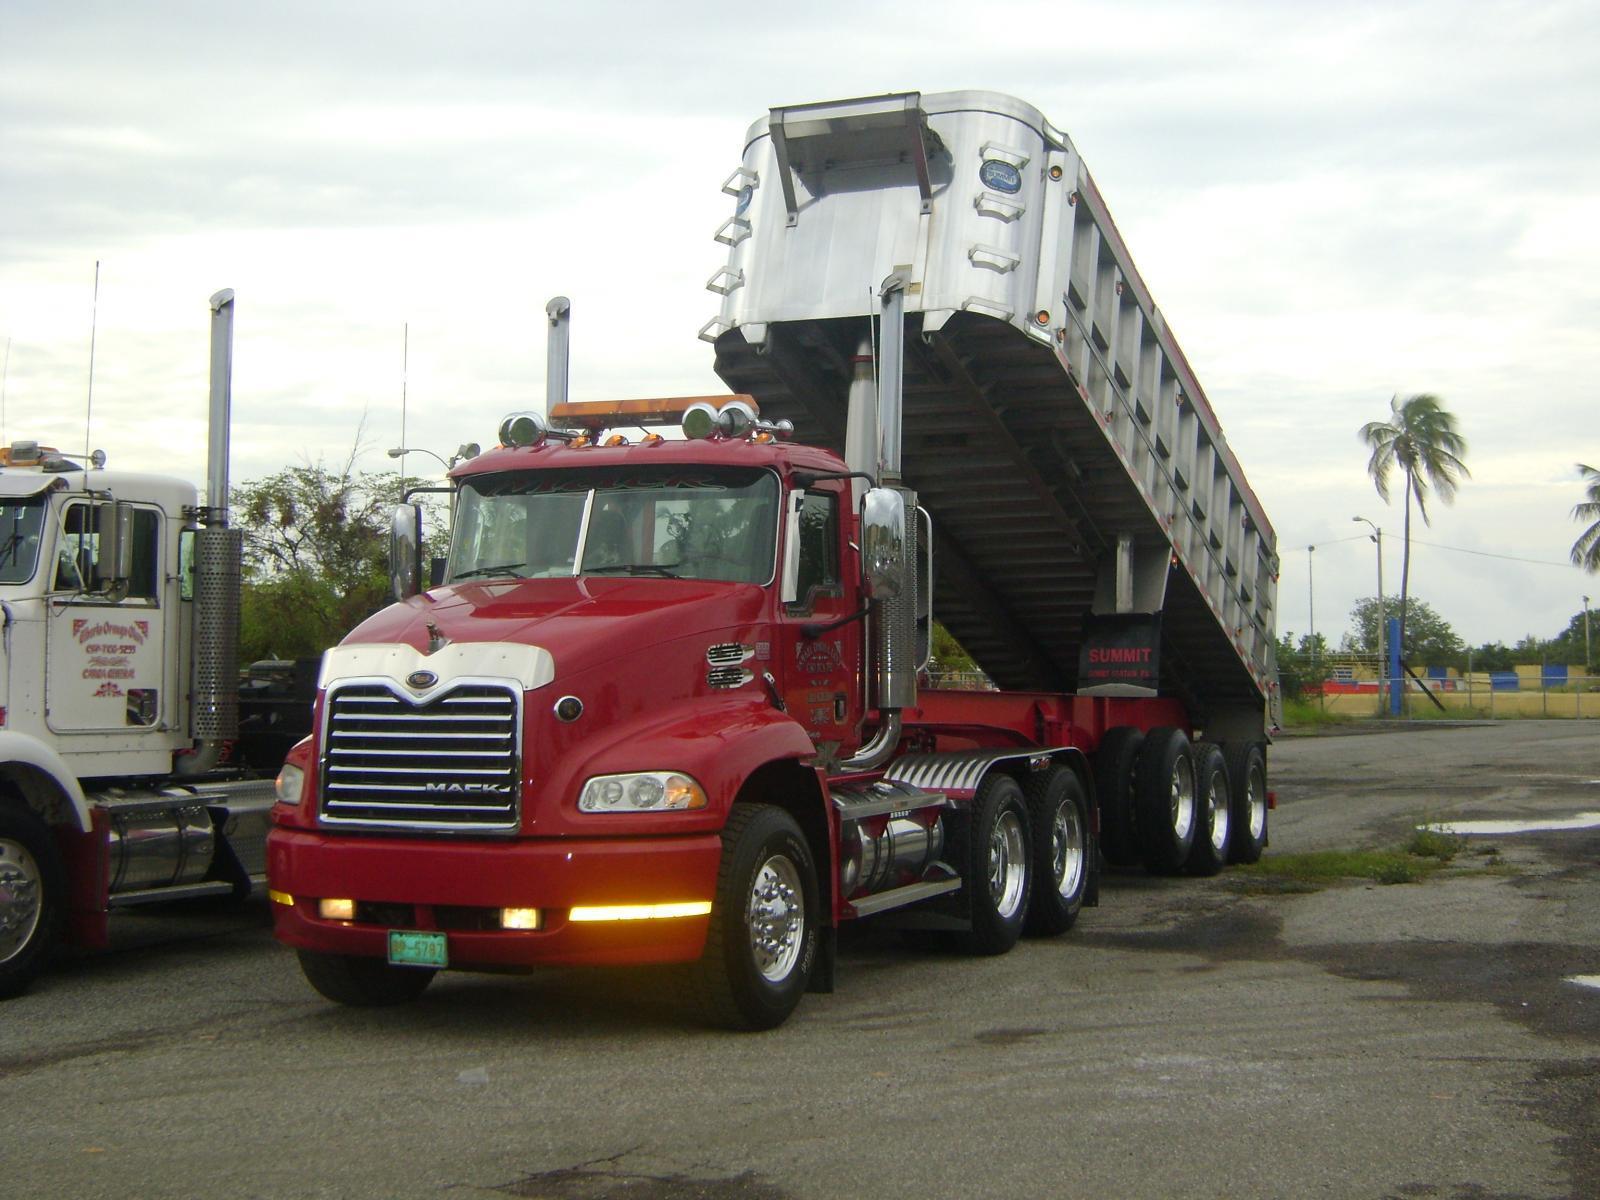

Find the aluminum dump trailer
[[704, 90, 1279, 738]]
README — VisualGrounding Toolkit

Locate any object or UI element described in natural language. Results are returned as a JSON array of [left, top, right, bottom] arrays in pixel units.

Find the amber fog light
[[318, 898, 356, 921], [501, 908, 541, 930]]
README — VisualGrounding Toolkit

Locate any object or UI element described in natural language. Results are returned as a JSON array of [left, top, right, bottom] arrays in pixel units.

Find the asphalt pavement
[[3, 719, 1596, 1199]]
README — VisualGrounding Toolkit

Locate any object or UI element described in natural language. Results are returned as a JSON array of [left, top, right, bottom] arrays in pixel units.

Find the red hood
[[342, 577, 768, 679]]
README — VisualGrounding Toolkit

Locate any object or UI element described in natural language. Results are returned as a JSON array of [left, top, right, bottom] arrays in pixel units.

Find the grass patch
[[1406, 825, 1464, 861], [1234, 834, 1466, 889], [1281, 697, 1355, 728]]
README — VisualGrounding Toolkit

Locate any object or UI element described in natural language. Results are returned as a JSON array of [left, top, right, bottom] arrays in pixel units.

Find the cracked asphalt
[[2, 719, 1596, 1199]]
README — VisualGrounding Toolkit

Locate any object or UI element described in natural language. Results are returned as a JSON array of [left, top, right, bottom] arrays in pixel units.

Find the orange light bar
[[550, 394, 761, 431]]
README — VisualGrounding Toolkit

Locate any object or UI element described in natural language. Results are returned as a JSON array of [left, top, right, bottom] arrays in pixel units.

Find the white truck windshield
[[0, 497, 47, 585], [447, 466, 779, 585]]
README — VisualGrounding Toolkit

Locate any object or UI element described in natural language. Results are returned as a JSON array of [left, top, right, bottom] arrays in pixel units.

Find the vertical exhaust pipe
[[546, 296, 571, 413], [839, 273, 919, 772], [177, 289, 243, 776]]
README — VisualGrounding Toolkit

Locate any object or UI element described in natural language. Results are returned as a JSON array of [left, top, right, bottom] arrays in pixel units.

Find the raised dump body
[[705, 90, 1278, 736]]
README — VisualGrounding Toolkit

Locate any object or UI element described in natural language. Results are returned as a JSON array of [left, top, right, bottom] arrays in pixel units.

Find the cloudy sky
[[3, 0, 1597, 651]]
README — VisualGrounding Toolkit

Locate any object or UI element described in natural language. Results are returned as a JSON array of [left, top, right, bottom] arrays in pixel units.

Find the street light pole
[[1354, 517, 1385, 712], [1585, 594, 1592, 678]]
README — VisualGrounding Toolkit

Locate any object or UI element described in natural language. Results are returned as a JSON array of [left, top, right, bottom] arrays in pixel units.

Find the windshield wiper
[[584, 563, 682, 578], [451, 562, 529, 581]]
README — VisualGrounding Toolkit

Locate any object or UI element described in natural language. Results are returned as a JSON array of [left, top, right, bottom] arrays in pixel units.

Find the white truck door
[[44, 500, 169, 734]]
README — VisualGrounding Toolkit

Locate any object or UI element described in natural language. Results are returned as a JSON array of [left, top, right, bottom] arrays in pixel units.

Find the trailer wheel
[[1185, 743, 1232, 876], [685, 803, 818, 1030], [296, 950, 435, 1007], [0, 804, 64, 1000], [954, 774, 1032, 955], [1225, 742, 1269, 864], [1023, 766, 1091, 937], [1135, 727, 1197, 875], [1093, 727, 1144, 866]]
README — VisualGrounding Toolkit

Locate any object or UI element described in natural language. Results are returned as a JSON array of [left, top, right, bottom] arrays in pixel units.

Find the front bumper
[[267, 828, 722, 967]]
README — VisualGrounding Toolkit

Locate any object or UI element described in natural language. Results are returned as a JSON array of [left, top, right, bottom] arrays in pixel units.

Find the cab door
[[775, 483, 862, 765], [44, 500, 168, 733]]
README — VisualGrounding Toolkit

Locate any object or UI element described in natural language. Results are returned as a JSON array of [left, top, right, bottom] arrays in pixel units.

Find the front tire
[[1135, 727, 1197, 875], [685, 804, 819, 1030], [1185, 743, 1232, 876], [296, 950, 436, 1007], [954, 774, 1032, 955], [0, 804, 64, 1000], [1024, 766, 1092, 937]]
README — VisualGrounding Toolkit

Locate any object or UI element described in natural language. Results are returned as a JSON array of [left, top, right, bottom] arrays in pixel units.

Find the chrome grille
[[320, 682, 520, 830]]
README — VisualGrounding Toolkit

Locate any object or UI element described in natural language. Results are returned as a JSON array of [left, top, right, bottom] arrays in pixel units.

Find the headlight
[[275, 762, 305, 805], [578, 771, 707, 813]]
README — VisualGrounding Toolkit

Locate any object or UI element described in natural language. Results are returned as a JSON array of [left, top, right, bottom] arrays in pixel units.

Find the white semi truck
[[0, 290, 283, 997]]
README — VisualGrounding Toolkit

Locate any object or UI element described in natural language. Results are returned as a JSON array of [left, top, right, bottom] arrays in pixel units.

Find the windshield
[[0, 497, 47, 585], [447, 466, 779, 585]]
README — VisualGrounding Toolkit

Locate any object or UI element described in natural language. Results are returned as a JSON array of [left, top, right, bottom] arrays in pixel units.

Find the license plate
[[388, 930, 447, 969]]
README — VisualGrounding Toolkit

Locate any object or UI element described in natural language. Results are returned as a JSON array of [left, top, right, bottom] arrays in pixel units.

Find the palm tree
[[1572, 463, 1600, 573], [1358, 394, 1469, 669]]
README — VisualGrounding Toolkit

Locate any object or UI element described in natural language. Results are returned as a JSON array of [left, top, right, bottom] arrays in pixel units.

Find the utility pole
[[1585, 594, 1592, 679], [1354, 517, 1385, 714]]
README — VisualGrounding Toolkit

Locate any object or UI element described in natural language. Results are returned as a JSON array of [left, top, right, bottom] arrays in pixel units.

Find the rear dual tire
[[1024, 766, 1091, 937]]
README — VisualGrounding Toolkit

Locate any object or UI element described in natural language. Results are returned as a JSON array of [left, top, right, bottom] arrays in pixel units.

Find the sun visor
[[0, 474, 68, 498]]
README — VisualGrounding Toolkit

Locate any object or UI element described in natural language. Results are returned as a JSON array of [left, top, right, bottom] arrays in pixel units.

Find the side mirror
[[389, 504, 423, 601], [859, 487, 906, 600], [93, 501, 133, 593]]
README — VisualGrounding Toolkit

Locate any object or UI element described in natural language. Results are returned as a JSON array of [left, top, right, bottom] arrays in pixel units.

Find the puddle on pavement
[[1565, 976, 1600, 991], [1425, 812, 1600, 836]]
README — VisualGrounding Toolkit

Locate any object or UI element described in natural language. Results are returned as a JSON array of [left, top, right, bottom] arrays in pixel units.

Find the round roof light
[[681, 402, 719, 440], [716, 399, 758, 438], [499, 411, 548, 447]]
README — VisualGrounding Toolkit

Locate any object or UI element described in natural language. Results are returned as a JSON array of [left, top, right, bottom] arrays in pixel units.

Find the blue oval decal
[[979, 159, 1022, 194], [735, 184, 754, 216]]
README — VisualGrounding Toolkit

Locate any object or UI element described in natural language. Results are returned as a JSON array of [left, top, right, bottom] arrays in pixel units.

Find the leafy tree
[[233, 458, 426, 662], [1359, 394, 1469, 673], [1571, 463, 1600, 573], [1470, 642, 1516, 672], [1274, 631, 1329, 699], [1345, 595, 1465, 668]]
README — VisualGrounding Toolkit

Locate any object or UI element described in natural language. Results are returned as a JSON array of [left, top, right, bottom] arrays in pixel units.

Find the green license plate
[[388, 930, 448, 969]]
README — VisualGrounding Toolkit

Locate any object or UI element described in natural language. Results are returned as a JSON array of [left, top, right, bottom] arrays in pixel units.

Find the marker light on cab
[[578, 772, 707, 813]]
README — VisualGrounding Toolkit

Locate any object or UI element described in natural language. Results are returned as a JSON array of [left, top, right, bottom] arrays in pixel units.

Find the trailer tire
[[1225, 742, 1269, 864], [1023, 766, 1091, 937], [296, 950, 435, 1007], [1185, 743, 1232, 876], [1135, 727, 1197, 875], [684, 803, 819, 1031], [0, 804, 64, 1000], [954, 774, 1032, 955], [1093, 727, 1144, 866]]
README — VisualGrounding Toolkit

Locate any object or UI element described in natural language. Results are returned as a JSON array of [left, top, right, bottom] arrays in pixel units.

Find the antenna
[[399, 321, 409, 479], [85, 260, 100, 462], [1, 336, 10, 447]]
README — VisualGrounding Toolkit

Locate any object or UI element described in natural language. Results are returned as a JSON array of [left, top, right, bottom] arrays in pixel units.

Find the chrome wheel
[[0, 837, 44, 965], [988, 810, 1028, 920], [1205, 763, 1231, 854], [746, 853, 805, 983], [1049, 797, 1086, 900], [1169, 758, 1196, 843], [1245, 770, 1266, 842]]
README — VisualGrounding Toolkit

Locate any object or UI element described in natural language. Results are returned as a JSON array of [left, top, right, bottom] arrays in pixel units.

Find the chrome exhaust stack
[[840, 274, 920, 772], [177, 289, 243, 777], [546, 296, 571, 413]]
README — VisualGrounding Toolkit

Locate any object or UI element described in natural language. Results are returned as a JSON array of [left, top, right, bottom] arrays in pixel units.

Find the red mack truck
[[267, 90, 1281, 1029]]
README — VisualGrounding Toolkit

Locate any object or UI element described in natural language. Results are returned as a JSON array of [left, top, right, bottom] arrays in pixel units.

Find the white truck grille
[[319, 683, 521, 831]]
